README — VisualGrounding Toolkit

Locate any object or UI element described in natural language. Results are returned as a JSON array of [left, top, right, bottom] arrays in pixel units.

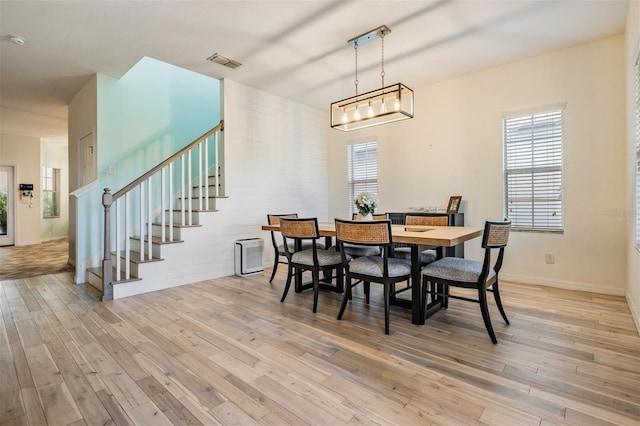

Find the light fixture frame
[[331, 83, 414, 131], [330, 25, 414, 132]]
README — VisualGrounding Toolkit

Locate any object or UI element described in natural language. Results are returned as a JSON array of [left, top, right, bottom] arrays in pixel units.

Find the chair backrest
[[351, 213, 388, 220], [481, 221, 511, 249], [267, 214, 298, 249], [335, 219, 392, 246], [279, 217, 320, 239], [405, 215, 448, 226]]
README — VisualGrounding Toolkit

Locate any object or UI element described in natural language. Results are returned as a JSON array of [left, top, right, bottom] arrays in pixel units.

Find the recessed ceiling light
[[206, 53, 241, 69], [9, 35, 27, 46]]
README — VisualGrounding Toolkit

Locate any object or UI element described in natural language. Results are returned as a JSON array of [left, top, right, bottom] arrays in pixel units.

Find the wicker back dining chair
[[279, 218, 343, 313], [394, 215, 448, 265], [343, 213, 387, 258], [335, 219, 412, 334], [267, 213, 325, 283], [420, 220, 511, 343]]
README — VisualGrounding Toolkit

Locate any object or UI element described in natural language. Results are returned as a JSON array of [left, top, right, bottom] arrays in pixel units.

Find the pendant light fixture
[[331, 25, 414, 131]]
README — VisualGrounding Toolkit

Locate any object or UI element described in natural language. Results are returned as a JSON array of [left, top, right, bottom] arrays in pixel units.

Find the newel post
[[102, 188, 113, 301]]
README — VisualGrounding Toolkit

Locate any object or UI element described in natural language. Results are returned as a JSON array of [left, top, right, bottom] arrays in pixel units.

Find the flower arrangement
[[354, 191, 378, 216]]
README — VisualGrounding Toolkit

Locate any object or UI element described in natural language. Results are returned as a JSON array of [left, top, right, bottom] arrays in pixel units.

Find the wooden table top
[[261, 222, 483, 247]]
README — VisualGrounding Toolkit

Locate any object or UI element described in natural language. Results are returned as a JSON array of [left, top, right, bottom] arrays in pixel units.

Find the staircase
[[87, 121, 226, 300]]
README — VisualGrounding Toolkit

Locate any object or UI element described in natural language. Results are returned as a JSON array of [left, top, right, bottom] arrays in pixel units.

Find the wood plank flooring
[[0, 270, 638, 425]]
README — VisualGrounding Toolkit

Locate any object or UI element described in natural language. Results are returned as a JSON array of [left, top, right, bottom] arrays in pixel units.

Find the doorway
[[0, 165, 15, 246]]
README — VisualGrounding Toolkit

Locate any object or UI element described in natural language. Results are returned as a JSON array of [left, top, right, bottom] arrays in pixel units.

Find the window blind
[[504, 109, 563, 232], [42, 166, 60, 218], [348, 141, 377, 214]]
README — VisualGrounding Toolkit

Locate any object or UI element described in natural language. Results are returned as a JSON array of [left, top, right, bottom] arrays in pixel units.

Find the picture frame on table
[[446, 196, 462, 213]]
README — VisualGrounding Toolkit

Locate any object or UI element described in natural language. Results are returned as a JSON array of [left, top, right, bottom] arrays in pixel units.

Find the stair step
[[112, 250, 163, 264], [87, 266, 141, 284], [151, 222, 202, 229], [130, 235, 184, 245]]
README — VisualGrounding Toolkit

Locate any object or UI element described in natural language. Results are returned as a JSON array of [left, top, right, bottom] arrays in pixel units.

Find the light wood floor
[[1, 270, 639, 425]]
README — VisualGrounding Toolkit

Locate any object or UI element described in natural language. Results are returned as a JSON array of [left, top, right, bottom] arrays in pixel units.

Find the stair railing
[[101, 120, 224, 301]]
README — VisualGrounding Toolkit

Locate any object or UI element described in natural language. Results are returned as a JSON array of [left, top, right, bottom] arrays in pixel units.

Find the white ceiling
[[0, 0, 629, 142]]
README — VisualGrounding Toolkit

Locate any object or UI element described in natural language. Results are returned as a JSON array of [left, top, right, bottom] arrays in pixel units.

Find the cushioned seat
[[342, 243, 380, 257], [292, 247, 342, 267], [421, 257, 496, 283], [393, 247, 437, 265], [348, 256, 411, 277]]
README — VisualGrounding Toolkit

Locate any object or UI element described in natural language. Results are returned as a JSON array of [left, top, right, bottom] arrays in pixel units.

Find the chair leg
[[337, 278, 351, 320], [421, 276, 428, 318], [280, 265, 293, 302], [312, 269, 320, 313], [383, 282, 390, 335], [492, 281, 510, 325], [364, 282, 370, 304], [479, 286, 498, 344], [336, 266, 344, 293], [269, 253, 280, 283]]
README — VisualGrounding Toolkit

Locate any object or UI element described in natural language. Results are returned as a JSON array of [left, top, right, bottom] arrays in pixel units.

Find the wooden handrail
[[112, 120, 224, 201]]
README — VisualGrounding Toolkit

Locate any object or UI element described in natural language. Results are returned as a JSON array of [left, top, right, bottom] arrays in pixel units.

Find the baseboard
[[501, 273, 625, 296], [41, 236, 68, 242], [626, 290, 640, 336]]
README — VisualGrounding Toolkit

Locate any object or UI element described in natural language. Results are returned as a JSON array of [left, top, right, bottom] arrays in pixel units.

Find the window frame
[[348, 141, 378, 215], [503, 105, 565, 233], [42, 166, 60, 219], [635, 51, 640, 250]]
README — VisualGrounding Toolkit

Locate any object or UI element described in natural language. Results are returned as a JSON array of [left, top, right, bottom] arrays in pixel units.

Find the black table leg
[[411, 244, 424, 325]]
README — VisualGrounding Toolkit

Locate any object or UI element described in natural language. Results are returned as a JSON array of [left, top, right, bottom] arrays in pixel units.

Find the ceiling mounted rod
[[348, 25, 391, 48]]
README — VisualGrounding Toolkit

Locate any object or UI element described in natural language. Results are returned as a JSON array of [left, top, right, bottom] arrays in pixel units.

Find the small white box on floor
[[234, 238, 264, 276]]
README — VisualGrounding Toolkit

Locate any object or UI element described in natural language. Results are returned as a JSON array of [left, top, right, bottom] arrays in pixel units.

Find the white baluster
[[115, 197, 120, 281], [139, 181, 144, 262], [125, 192, 130, 280], [214, 132, 220, 197], [204, 137, 209, 210], [147, 177, 152, 260], [161, 168, 166, 242], [198, 143, 203, 211], [169, 162, 174, 242], [188, 150, 192, 226], [180, 155, 185, 226]]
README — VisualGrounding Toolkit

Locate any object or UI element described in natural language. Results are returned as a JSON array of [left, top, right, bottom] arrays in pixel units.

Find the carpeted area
[[0, 238, 74, 280]]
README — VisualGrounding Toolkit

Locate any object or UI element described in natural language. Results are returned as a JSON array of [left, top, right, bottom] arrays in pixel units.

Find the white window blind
[[503, 109, 563, 232], [348, 141, 377, 214]]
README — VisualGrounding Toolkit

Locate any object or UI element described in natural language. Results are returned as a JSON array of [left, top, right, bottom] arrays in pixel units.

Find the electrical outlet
[[108, 165, 116, 175], [545, 254, 555, 264]]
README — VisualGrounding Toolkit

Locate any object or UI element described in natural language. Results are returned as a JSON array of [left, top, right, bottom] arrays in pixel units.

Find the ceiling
[[0, 0, 629, 142]]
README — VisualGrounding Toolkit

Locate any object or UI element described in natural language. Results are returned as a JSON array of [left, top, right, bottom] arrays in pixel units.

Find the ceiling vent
[[206, 53, 242, 69]]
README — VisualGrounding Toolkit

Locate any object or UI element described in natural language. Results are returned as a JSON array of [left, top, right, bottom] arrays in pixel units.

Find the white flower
[[354, 191, 378, 216]]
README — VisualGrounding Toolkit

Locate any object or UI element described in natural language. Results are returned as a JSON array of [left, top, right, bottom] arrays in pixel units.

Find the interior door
[[0, 165, 15, 246]]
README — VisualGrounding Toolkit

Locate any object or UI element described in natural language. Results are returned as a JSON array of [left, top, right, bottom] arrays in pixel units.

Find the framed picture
[[446, 196, 462, 213]]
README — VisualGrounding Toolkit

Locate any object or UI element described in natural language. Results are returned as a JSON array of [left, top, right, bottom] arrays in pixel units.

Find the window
[[503, 107, 564, 232], [348, 141, 377, 214], [42, 167, 60, 218]]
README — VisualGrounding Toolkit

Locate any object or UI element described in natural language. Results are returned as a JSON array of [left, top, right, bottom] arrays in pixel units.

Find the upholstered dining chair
[[393, 214, 448, 265], [420, 220, 511, 343], [343, 212, 388, 258], [335, 219, 412, 334], [279, 217, 343, 313], [267, 213, 324, 283]]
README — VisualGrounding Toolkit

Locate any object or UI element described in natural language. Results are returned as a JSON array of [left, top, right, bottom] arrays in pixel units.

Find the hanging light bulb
[[380, 97, 387, 114], [354, 107, 361, 121], [367, 101, 374, 117], [342, 108, 348, 123], [394, 95, 400, 111]]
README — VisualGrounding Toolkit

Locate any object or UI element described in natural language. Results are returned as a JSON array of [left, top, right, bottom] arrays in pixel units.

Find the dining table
[[262, 221, 483, 325]]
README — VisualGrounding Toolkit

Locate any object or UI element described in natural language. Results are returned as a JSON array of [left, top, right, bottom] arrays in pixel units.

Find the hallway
[[0, 238, 72, 280]]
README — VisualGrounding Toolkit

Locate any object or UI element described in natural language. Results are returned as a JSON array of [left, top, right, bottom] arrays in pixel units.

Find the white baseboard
[[501, 273, 625, 296], [626, 290, 640, 336]]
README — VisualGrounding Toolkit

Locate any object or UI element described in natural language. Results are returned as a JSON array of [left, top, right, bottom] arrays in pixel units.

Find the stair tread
[[151, 222, 202, 228], [130, 236, 184, 244], [112, 250, 163, 264], [87, 266, 142, 283], [166, 209, 219, 213]]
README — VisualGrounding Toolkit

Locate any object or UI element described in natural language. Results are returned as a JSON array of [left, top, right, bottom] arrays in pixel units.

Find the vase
[[357, 213, 373, 221]]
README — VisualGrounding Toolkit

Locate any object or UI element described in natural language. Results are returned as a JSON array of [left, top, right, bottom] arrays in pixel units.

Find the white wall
[[0, 133, 41, 245], [329, 35, 626, 296], [200, 79, 329, 276], [68, 75, 97, 273], [625, 2, 640, 333], [41, 140, 69, 240]]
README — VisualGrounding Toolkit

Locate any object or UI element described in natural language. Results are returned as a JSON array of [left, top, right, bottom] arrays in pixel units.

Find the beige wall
[[0, 133, 42, 245], [329, 35, 626, 295], [625, 2, 640, 332]]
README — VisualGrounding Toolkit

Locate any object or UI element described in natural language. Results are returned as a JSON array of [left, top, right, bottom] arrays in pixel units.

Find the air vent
[[206, 53, 242, 69]]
